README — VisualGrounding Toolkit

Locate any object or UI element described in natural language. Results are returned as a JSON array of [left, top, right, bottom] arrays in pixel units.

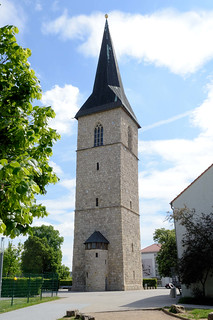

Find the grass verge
[[0, 296, 60, 314], [166, 307, 213, 320], [182, 308, 213, 319]]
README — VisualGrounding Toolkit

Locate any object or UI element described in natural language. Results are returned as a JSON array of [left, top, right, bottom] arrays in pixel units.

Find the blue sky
[[1, 0, 213, 269]]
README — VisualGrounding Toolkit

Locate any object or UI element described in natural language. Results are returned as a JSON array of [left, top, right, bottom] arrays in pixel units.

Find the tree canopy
[[21, 225, 65, 277], [21, 236, 57, 274], [153, 228, 178, 277], [173, 208, 213, 297], [0, 25, 60, 237], [3, 241, 22, 276]]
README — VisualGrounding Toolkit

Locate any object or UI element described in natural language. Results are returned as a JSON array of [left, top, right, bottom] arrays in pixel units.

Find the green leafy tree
[[3, 241, 23, 276], [31, 225, 63, 270], [21, 225, 65, 275], [153, 228, 178, 277], [21, 236, 57, 274], [0, 25, 60, 237], [58, 265, 71, 280], [173, 208, 213, 297]]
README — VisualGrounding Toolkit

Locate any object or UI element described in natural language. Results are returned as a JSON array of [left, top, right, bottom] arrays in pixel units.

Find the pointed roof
[[75, 18, 140, 128], [84, 231, 109, 244]]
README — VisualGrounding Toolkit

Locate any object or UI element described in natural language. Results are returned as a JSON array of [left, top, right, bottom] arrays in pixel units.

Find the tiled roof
[[141, 243, 161, 253]]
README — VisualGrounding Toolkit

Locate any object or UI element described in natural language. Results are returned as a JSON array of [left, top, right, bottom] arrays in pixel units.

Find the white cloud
[[35, 2, 42, 11], [41, 196, 75, 216], [59, 179, 76, 190], [139, 82, 213, 208], [42, 84, 79, 135], [0, 0, 26, 30], [49, 161, 63, 176], [43, 10, 213, 75], [191, 82, 213, 137]]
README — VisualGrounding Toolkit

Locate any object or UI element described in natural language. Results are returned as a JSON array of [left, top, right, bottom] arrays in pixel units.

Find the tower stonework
[[72, 19, 142, 291]]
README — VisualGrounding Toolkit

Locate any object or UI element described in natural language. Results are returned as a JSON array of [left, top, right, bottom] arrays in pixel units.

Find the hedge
[[2, 277, 43, 297], [59, 279, 72, 287], [143, 278, 157, 289]]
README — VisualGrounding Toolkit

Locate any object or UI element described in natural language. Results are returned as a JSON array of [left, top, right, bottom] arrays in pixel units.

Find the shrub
[[59, 279, 72, 287], [143, 278, 157, 289], [2, 277, 43, 297]]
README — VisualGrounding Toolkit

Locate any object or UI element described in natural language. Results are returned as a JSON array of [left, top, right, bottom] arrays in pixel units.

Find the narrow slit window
[[97, 162, 99, 170], [128, 126, 132, 151], [96, 198, 99, 207], [94, 123, 103, 147], [96, 252, 98, 258]]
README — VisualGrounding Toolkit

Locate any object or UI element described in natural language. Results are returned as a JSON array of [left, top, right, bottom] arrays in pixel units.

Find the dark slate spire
[[75, 18, 140, 128]]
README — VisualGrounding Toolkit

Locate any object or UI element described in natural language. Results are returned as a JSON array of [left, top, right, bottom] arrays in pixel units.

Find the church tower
[[72, 17, 142, 291]]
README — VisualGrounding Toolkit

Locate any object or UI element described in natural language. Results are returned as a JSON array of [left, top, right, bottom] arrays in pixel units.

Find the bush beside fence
[[143, 278, 157, 289], [59, 279, 72, 287], [2, 277, 43, 297]]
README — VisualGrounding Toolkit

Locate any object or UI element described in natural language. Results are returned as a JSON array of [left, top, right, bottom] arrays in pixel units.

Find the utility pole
[[0, 237, 5, 298]]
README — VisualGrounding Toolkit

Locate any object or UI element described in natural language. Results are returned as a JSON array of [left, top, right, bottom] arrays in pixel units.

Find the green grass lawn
[[0, 296, 60, 314], [167, 307, 213, 320], [180, 308, 213, 319]]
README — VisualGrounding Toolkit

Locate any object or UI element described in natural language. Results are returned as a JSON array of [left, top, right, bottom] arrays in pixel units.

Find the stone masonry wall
[[72, 107, 142, 291], [85, 249, 108, 291]]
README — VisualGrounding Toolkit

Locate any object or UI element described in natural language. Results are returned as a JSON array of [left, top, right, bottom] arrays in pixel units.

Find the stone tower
[[72, 18, 142, 291]]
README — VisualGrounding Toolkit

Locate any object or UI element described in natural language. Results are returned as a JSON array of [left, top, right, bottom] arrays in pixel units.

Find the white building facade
[[171, 164, 213, 297]]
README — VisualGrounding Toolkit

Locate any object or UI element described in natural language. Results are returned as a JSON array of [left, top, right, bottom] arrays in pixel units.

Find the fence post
[[40, 274, 43, 300], [51, 273, 54, 297], [0, 236, 5, 298], [27, 275, 31, 303], [11, 277, 17, 306]]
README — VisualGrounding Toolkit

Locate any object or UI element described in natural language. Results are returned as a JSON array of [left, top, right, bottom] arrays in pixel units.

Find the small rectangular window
[[96, 198, 99, 206], [97, 162, 99, 170], [96, 253, 98, 258]]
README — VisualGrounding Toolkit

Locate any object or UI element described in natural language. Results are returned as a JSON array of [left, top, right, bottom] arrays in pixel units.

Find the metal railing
[[0, 273, 58, 307]]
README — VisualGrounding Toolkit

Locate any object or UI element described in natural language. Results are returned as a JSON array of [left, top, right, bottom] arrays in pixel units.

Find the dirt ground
[[89, 309, 181, 320]]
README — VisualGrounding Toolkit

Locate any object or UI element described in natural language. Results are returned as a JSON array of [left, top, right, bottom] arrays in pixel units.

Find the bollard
[[170, 286, 177, 298]]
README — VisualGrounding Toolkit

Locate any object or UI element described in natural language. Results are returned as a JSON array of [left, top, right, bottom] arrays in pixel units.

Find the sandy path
[[90, 310, 179, 320]]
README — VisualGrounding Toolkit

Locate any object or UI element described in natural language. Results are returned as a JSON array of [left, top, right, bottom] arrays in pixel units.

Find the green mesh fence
[[0, 273, 58, 306]]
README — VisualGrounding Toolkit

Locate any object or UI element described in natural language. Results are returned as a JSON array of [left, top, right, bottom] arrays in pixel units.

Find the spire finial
[[105, 14, 108, 19]]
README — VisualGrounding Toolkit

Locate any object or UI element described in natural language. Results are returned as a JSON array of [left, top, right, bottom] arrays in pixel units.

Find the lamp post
[[0, 236, 5, 298]]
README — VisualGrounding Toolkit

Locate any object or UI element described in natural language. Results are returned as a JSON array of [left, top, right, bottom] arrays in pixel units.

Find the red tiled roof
[[170, 163, 213, 205], [141, 243, 161, 253]]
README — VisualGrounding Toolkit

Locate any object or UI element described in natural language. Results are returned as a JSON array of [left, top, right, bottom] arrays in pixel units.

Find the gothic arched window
[[94, 123, 103, 147]]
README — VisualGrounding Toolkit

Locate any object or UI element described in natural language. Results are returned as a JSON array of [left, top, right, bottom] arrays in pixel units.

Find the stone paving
[[3, 288, 212, 320], [0, 288, 179, 320]]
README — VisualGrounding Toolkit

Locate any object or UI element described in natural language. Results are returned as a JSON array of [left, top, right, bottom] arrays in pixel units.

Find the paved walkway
[[0, 289, 179, 320], [2, 288, 212, 320]]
